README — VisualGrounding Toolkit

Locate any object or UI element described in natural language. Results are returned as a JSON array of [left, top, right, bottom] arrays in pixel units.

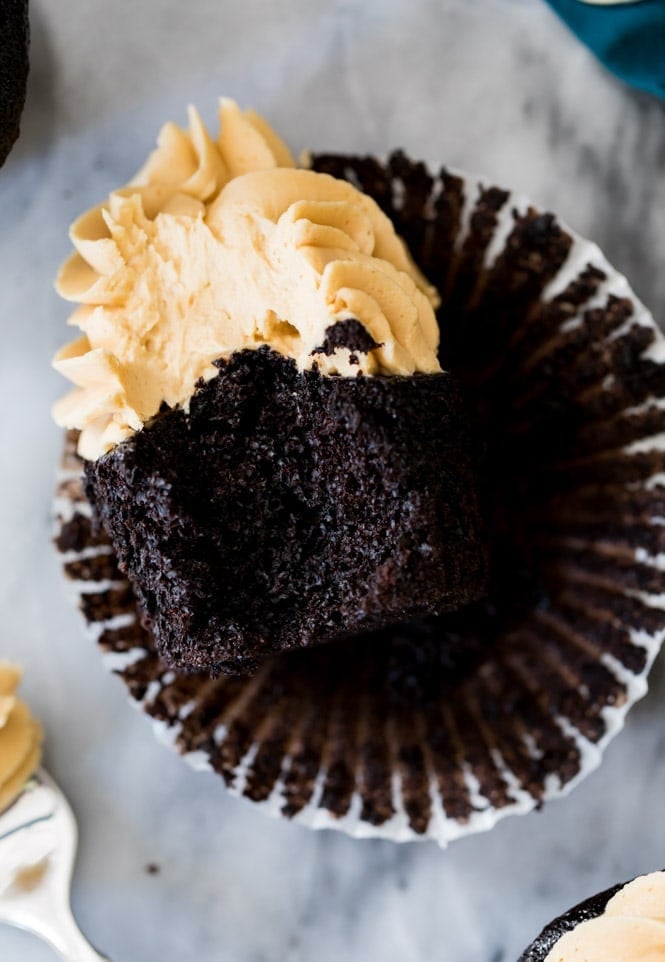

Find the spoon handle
[[36, 904, 111, 962], [3, 884, 110, 962], [0, 770, 110, 961]]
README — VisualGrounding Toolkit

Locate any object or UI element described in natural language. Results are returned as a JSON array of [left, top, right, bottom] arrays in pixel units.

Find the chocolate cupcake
[[54, 102, 665, 844], [519, 870, 665, 961], [52, 100, 487, 675]]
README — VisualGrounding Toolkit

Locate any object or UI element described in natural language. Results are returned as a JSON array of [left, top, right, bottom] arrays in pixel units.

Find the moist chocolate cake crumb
[[312, 318, 381, 357], [85, 348, 487, 675]]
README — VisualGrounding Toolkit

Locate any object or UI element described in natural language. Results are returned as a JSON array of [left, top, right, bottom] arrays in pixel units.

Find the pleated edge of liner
[[52, 170, 665, 847], [86, 619, 663, 848]]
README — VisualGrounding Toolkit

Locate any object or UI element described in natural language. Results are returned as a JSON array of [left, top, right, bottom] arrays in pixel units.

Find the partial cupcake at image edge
[[519, 869, 665, 962], [0, 0, 29, 168], [0, 664, 42, 813], [53, 99, 665, 845]]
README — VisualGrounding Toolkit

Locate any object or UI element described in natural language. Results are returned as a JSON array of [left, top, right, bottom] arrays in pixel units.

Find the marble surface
[[1, 0, 665, 959]]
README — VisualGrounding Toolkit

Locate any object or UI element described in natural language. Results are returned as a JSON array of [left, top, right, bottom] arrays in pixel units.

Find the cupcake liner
[[54, 159, 665, 846]]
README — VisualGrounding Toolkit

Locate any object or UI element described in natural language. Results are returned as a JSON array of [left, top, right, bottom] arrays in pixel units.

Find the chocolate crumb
[[312, 318, 381, 357]]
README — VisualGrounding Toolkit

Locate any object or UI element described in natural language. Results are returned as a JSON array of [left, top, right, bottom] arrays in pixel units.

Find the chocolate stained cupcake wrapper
[[54, 159, 665, 846]]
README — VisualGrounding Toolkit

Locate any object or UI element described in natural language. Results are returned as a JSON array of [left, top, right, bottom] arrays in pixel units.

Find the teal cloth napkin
[[545, 0, 665, 99]]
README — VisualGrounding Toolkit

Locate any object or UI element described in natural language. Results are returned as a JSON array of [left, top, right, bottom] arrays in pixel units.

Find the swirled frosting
[[53, 98, 441, 460], [0, 664, 42, 812], [545, 872, 665, 962]]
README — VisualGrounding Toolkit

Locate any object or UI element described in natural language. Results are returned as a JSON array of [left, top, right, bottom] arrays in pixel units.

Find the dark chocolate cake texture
[[85, 349, 486, 675], [0, 0, 29, 167], [55, 146, 665, 844]]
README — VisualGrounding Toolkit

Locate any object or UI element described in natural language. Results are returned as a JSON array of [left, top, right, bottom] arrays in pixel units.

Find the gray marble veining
[[1, 0, 664, 959]]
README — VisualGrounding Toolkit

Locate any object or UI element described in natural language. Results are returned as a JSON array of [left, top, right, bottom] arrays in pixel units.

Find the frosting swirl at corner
[[545, 872, 665, 962], [53, 98, 441, 460], [0, 664, 42, 813]]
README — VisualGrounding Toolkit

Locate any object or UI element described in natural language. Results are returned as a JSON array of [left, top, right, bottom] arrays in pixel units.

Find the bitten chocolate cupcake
[[54, 104, 665, 845], [519, 870, 665, 961], [52, 100, 487, 675]]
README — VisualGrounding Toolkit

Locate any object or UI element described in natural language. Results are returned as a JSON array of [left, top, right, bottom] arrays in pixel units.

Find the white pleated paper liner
[[54, 155, 665, 846]]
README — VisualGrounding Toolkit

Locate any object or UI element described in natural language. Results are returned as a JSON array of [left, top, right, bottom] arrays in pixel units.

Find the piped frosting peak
[[53, 99, 441, 460], [545, 872, 665, 962]]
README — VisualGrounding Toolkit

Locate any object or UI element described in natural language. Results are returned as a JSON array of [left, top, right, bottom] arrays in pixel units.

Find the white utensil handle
[[3, 897, 110, 962], [48, 906, 111, 962]]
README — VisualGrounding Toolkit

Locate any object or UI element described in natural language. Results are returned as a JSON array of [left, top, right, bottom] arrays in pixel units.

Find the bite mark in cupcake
[[52, 99, 440, 462]]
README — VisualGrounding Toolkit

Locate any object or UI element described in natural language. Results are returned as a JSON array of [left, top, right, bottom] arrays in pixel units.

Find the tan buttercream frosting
[[0, 664, 42, 812], [53, 98, 441, 460], [545, 872, 665, 962]]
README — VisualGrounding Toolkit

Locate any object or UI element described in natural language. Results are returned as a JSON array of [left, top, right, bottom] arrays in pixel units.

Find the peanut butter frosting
[[545, 872, 665, 962], [0, 664, 42, 812], [53, 98, 441, 461]]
